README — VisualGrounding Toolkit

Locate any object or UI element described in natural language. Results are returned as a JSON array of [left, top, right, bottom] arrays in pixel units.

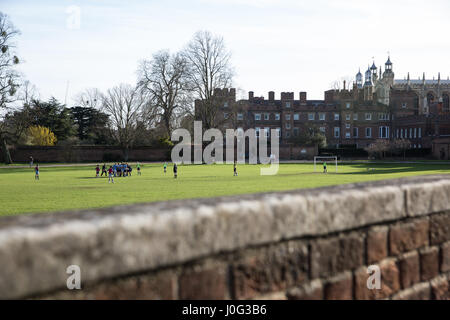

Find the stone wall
[[0, 175, 449, 299]]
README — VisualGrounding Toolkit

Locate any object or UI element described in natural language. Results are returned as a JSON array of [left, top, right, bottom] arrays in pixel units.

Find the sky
[[3, 0, 450, 105]]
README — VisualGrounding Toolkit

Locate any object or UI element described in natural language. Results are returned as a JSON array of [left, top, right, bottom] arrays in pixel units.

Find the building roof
[[395, 79, 450, 85]]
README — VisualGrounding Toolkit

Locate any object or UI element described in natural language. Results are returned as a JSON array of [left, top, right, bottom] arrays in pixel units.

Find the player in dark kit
[[34, 164, 39, 180], [95, 164, 100, 177], [101, 164, 107, 177], [173, 163, 177, 179], [233, 161, 238, 176], [108, 166, 114, 183]]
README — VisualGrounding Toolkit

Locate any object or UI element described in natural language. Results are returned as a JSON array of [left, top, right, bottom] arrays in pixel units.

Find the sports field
[[0, 162, 449, 216]]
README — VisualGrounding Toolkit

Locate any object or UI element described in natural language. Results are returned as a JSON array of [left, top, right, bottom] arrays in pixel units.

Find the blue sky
[[3, 0, 450, 104]]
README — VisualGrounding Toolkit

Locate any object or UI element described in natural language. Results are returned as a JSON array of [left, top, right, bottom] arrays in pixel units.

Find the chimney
[[268, 91, 275, 101], [248, 91, 254, 100], [300, 92, 307, 105]]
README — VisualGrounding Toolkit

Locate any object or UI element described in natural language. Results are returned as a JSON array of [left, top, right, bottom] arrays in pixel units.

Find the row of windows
[[241, 112, 387, 122], [396, 127, 422, 139]]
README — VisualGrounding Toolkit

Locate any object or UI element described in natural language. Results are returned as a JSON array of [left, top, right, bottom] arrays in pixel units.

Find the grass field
[[0, 162, 449, 216]]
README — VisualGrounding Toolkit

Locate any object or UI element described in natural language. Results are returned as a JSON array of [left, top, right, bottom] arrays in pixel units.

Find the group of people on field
[[96, 163, 136, 179]]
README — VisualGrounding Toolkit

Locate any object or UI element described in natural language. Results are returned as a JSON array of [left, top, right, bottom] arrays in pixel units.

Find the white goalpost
[[314, 156, 338, 173]]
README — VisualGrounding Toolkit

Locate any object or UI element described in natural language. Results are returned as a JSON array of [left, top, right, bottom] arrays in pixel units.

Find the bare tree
[[0, 12, 21, 163], [137, 50, 192, 138], [101, 84, 148, 160], [183, 30, 233, 130], [73, 87, 102, 109]]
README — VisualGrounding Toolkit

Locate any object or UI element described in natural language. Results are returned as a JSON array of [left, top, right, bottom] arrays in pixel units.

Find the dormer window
[[224, 102, 228, 108], [285, 102, 291, 108]]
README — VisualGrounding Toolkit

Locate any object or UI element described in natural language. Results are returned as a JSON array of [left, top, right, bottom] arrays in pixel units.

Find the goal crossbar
[[314, 156, 338, 173]]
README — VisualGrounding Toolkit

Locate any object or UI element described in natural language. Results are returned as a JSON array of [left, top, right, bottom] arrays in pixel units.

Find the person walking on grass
[[164, 162, 167, 174], [95, 164, 100, 178], [173, 163, 177, 179], [233, 160, 238, 176], [323, 161, 327, 173], [34, 164, 39, 180], [108, 166, 114, 183]]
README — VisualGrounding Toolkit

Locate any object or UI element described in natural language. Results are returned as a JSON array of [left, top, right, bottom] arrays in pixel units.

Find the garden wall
[[0, 175, 449, 300]]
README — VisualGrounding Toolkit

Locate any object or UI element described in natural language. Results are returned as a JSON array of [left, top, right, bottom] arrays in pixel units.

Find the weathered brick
[[232, 241, 308, 299], [430, 213, 450, 245], [441, 241, 450, 272], [389, 218, 429, 255], [179, 267, 228, 300], [398, 251, 420, 289], [324, 272, 353, 300], [354, 259, 400, 300], [286, 279, 323, 300], [430, 275, 449, 300], [419, 247, 439, 281], [392, 282, 431, 300], [367, 226, 388, 264], [310, 232, 364, 278]]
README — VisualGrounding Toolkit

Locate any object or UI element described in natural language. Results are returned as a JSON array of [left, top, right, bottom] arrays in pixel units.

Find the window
[[353, 127, 358, 138], [400, 129, 404, 138], [319, 113, 326, 121], [237, 127, 244, 137], [255, 127, 260, 137], [237, 113, 243, 120], [345, 123, 350, 129], [379, 113, 389, 120], [285, 102, 291, 108], [319, 127, 325, 133], [418, 128, 422, 138], [255, 113, 261, 121], [346, 102, 351, 109], [396, 129, 399, 138], [293, 128, 299, 137], [409, 128, 412, 138], [345, 132, 350, 139], [264, 127, 270, 137], [308, 113, 315, 121], [286, 130, 291, 138], [353, 113, 358, 120], [365, 113, 372, 120], [223, 112, 228, 119], [286, 123, 291, 129], [285, 114, 291, 120], [264, 113, 269, 120], [402, 102, 407, 108], [334, 113, 340, 120], [365, 127, 372, 138], [294, 113, 299, 121], [275, 113, 280, 121], [276, 128, 281, 137], [379, 126, 389, 139], [334, 127, 340, 138], [224, 102, 228, 108], [414, 128, 417, 138]]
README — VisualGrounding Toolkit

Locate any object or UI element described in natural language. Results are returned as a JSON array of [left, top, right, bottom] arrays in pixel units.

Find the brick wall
[[0, 175, 450, 299]]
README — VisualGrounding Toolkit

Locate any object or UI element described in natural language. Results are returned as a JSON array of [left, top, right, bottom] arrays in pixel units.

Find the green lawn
[[0, 162, 449, 216]]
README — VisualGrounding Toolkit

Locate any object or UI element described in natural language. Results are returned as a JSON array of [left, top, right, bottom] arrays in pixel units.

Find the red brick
[[354, 259, 400, 300], [286, 279, 323, 300], [430, 212, 450, 245], [398, 251, 420, 289], [324, 272, 353, 300], [232, 241, 308, 299], [310, 233, 364, 279], [441, 241, 450, 273], [389, 219, 429, 255], [419, 247, 439, 281], [392, 282, 431, 300], [367, 226, 388, 264], [430, 275, 449, 300], [179, 267, 228, 300]]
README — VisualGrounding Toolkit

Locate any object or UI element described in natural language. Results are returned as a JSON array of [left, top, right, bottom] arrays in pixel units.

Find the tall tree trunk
[[1, 137, 13, 164]]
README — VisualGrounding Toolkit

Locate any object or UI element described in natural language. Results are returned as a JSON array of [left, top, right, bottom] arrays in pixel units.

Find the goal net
[[314, 156, 338, 173]]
